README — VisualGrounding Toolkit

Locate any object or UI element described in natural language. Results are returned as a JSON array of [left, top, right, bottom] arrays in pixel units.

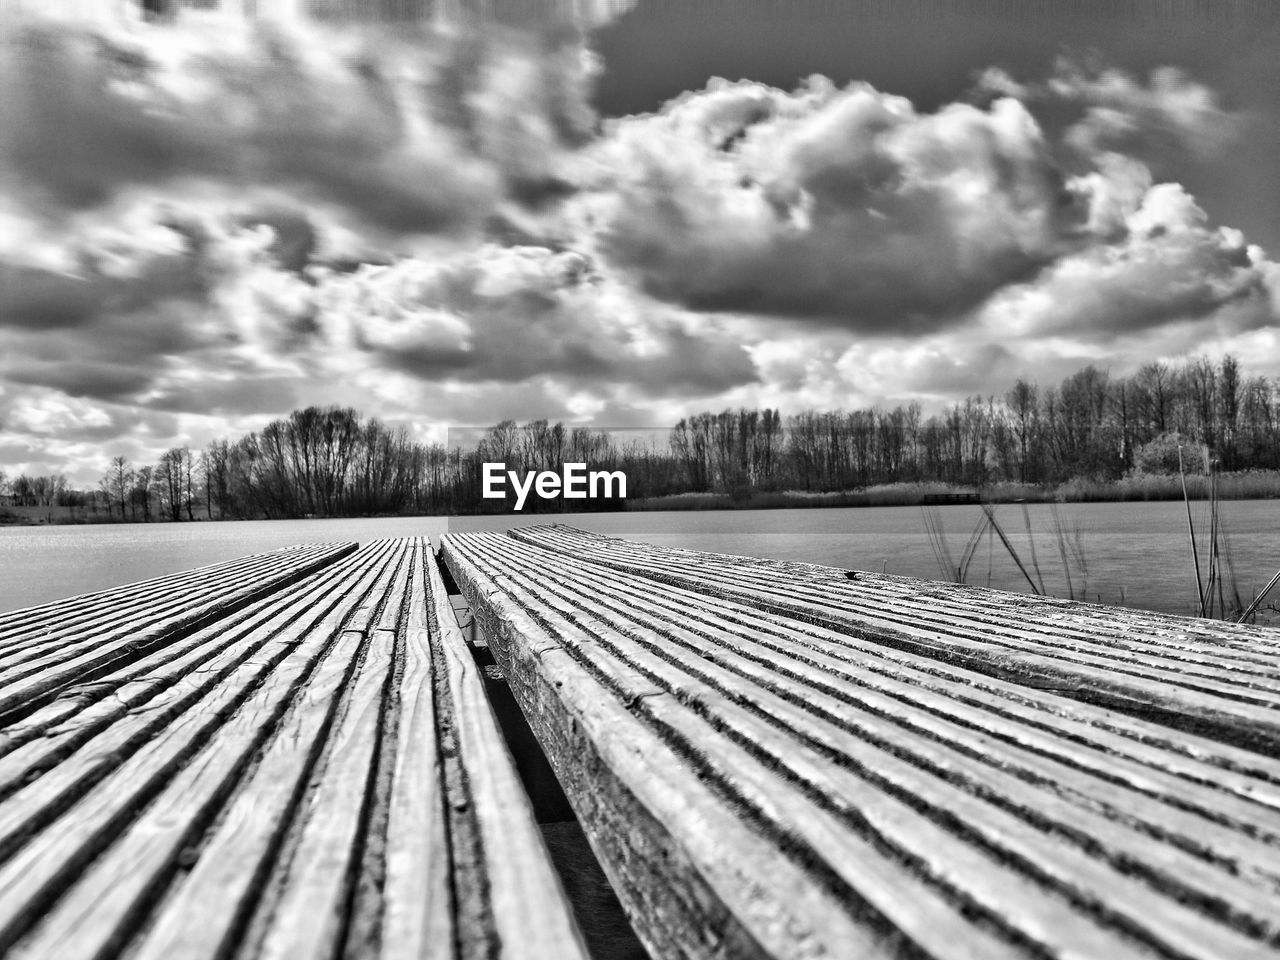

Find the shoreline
[[626, 470, 1280, 511], [5, 470, 1280, 525]]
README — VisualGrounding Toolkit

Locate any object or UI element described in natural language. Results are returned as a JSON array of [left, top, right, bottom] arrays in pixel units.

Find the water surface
[[3, 501, 1278, 619]]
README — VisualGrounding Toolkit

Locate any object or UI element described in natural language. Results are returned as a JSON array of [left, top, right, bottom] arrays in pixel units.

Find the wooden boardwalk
[[441, 525, 1280, 960], [0, 539, 587, 960], [2, 525, 1279, 959]]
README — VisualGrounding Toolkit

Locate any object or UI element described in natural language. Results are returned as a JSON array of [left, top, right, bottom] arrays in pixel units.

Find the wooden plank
[[0, 542, 358, 725], [0, 553, 285, 653], [443, 534, 985, 960], [491, 535, 1280, 823], [0, 538, 590, 960], [0, 550, 279, 639], [443, 529, 1280, 960], [0, 542, 399, 862], [249, 549, 409, 960], [484, 535, 1280, 883], [116, 547, 404, 960], [375, 541, 454, 960], [0, 543, 353, 649], [510, 526, 1280, 755], [0, 545, 349, 658], [0, 542, 398, 956], [0, 546, 388, 795], [423, 538, 590, 960]]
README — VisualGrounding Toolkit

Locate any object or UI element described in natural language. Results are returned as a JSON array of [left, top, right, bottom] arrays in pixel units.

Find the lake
[[2, 500, 1278, 620]]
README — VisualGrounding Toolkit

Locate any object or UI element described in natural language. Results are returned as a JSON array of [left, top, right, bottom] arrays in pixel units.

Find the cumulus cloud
[[578, 76, 1081, 329], [311, 243, 757, 395], [573, 68, 1274, 346], [974, 57, 1242, 164], [0, 199, 324, 419], [980, 170, 1274, 341], [1049, 60, 1242, 161], [0, 189, 758, 476]]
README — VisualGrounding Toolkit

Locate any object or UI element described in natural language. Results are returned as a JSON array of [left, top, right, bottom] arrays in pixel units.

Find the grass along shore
[[7, 470, 1280, 524], [624, 470, 1280, 511]]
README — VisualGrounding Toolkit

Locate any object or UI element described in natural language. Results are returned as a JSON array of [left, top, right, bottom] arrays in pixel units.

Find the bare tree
[[101, 456, 134, 520]]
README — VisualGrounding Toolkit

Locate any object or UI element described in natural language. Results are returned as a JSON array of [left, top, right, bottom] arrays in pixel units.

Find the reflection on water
[[2, 501, 1279, 620]]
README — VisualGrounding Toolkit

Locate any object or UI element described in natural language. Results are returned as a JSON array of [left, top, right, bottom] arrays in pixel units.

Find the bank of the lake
[[3, 501, 1279, 624], [626, 470, 1280, 511], [8, 470, 1279, 528]]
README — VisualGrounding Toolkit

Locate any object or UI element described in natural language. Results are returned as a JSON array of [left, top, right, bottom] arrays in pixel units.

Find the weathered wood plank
[[375, 542, 454, 960], [489, 535, 1280, 892], [249, 544, 411, 960], [442, 528, 1280, 960], [0, 545, 392, 793], [445, 536, 896, 960], [423, 538, 590, 960], [493, 535, 1280, 835], [0, 543, 400, 958], [0, 543, 354, 649], [510, 525, 1280, 755], [0, 537, 588, 960], [0, 550, 289, 640], [0, 542, 357, 725], [118, 548, 405, 960]]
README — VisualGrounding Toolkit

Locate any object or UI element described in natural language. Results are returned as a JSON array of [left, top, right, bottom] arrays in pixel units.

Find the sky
[[1, 0, 1278, 486]]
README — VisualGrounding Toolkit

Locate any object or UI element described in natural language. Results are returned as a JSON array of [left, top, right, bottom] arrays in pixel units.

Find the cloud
[[574, 67, 1275, 352], [0, 200, 320, 411], [0, 192, 761, 482], [1, 12, 1277, 487], [979, 172, 1275, 341], [578, 76, 1081, 330], [0, 8, 601, 236], [1048, 59, 1242, 161], [312, 243, 758, 396]]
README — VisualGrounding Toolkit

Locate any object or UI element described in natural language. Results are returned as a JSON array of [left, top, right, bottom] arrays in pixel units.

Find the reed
[[625, 470, 1280, 513]]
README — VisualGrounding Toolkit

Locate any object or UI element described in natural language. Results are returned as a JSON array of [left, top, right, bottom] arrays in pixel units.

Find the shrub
[[1133, 433, 1208, 476]]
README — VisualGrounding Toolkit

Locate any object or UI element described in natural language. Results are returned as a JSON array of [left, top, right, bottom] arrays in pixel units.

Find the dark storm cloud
[[235, 210, 317, 274], [4, 362, 154, 403], [0, 204, 328, 411], [0, 265, 102, 330], [0, 254, 210, 336]]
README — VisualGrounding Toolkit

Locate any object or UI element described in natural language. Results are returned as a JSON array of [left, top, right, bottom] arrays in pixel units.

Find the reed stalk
[[1179, 446, 1206, 616], [981, 503, 1040, 594], [1020, 500, 1047, 595], [1238, 568, 1280, 623]]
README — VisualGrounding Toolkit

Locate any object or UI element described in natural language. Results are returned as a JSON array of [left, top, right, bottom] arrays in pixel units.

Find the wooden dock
[[2, 527, 1280, 959]]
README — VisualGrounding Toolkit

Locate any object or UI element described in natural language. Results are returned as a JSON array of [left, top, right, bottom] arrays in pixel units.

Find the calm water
[[2, 501, 1279, 619]]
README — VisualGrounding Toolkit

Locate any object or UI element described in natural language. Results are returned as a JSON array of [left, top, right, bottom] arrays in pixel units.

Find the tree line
[[71, 409, 635, 521], [4, 354, 1275, 522], [668, 355, 1279, 496]]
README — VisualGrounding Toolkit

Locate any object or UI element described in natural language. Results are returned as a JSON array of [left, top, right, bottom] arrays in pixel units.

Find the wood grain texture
[[0, 538, 586, 960], [441, 526, 1280, 960], [0, 543, 357, 726], [511, 525, 1280, 755], [424, 539, 590, 960]]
